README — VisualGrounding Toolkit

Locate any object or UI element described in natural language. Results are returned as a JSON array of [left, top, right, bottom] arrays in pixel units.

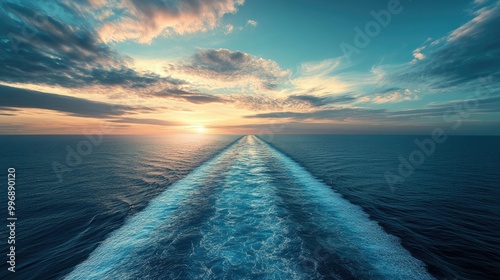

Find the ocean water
[[263, 135, 500, 279], [0, 134, 240, 279], [0, 135, 499, 279]]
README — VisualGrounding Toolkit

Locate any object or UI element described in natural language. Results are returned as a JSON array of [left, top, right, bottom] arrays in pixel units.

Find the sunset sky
[[1, 0, 499, 134]]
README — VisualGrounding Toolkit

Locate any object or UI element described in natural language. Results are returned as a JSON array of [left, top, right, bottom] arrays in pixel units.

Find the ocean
[[0, 135, 499, 279]]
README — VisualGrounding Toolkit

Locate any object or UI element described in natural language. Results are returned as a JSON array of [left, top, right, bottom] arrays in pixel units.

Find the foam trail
[[183, 135, 315, 279], [66, 135, 434, 280]]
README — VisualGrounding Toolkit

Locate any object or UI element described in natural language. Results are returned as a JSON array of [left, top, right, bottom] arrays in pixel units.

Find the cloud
[[154, 88, 226, 104], [287, 94, 357, 107], [0, 106, 19, 116], [223, 94, 309, 111], [427, 94, 500, 114], [224, 24, 234, 34], [246, 108, 386, 121], [246, 92, 500, 123], [0, 3, 273, 106], [364, 89, 419, 104], [222, 19, 256, 34], [290, 58, 354, 95], [167, 48, 290, 91], [0, 2, 178, 89], [386, 0, 500, 90], [87, 0, 245, 43], [411, 46, 426, 63], [0, 85, 150, 118], [246, 19, 257, 27]]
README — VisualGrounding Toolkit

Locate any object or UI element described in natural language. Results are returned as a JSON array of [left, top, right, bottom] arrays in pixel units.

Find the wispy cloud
[[363, 89, 419, 104], [380, 0, 500, 90], [246, 94, 500, 123], [287, 94, 357, 107], [246, 108, 386, 121], [290, 58, 355, 96]]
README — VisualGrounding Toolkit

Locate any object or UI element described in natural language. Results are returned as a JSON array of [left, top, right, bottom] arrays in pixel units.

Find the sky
[[1, 0, 500, 134]]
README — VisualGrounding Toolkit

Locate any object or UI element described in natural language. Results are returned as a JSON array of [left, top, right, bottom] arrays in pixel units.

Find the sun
[[193, 125, 207, 133]]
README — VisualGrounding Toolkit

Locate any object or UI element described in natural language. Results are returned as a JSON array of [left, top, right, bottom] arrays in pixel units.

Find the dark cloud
[[287, 94, 356, 107], [0, 85, 150, 117], [0, 2, 180, 89], [246, 108, 385, 121], [0, 112, 17, 116], [0, 106, 19, 116], [154, 88, 226, 104], [391, 1, 500, 89], [193, 49, 256, 73]]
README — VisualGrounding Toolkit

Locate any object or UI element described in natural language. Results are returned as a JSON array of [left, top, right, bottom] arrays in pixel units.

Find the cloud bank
[[0, 2, 178, 89], [167, 48, 290, 91], [383, 0, 500, 90], [0, 85, 149, 118], [84, 0, 245, 43]]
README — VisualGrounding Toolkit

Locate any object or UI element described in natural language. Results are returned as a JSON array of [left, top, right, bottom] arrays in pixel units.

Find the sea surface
[[0, 135, 499, 279]]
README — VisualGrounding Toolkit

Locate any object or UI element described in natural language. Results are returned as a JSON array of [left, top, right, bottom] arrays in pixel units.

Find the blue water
[[0, 134, 240, 279], [264, 135, 500, 279], [0, 135, 499, 279]]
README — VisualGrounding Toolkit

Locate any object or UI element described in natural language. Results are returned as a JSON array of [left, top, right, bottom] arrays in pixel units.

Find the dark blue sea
[[0, 135, 499, 279]]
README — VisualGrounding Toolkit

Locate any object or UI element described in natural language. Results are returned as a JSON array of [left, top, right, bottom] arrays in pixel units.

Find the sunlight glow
[[193, 125, 207, 133]]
